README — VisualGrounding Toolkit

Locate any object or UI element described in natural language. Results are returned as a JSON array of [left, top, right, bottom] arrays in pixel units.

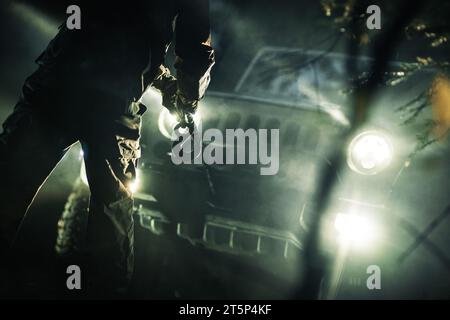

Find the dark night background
[[0, 0, 449, 299]]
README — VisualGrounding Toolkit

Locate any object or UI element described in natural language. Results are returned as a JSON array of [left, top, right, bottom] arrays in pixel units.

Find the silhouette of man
[[0, 0, 214, 293]]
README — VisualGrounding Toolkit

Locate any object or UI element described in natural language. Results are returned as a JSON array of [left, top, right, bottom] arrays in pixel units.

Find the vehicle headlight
[[334, 213, 377, 248], [347, 130, 393, 175], [158, 108, 201, 139]]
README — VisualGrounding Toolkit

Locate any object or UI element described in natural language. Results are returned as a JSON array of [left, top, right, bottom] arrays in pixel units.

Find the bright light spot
[[158, 108, 201, 139], [128, 169, 142, 194], [347, 131, 393, 175], [334, 213, 377, 248], [81, 163, 142, 194]]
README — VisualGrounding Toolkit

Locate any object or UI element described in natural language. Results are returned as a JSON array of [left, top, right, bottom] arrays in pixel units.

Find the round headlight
[[158, 108, 201, 140], [347, 131, 393, 175]]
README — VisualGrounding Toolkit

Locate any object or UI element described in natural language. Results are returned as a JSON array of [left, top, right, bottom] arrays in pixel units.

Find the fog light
[[334, 213, 377, 248], [347, 131, 393, 175]]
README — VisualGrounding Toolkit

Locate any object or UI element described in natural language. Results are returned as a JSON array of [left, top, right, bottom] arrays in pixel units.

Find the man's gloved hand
[[174, 93, 197, 130], [151, 68, 177, 113], [176, 93, 198, 116], [151, 66, 198, 127]]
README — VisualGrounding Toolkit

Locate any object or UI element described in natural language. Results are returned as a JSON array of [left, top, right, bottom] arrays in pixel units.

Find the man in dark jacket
[[0, 0, 214, 293]]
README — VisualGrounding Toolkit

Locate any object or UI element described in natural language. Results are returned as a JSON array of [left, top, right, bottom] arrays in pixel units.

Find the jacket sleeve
[[174, 0, 215, 111]]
